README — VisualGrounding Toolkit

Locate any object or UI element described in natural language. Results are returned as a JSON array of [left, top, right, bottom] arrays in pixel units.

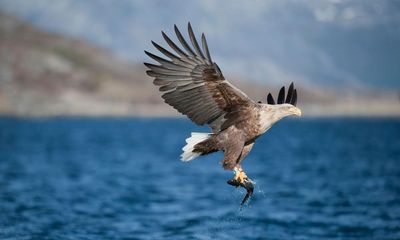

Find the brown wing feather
[[145, 23, 255, 133]]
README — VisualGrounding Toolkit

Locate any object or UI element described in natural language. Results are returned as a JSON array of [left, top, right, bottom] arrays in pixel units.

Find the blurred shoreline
[[1, 11, 399, 118], [1, 111, 400, 119]]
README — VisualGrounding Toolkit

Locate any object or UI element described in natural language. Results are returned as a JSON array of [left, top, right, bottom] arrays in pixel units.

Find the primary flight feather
[[144, 23, 301, 205]]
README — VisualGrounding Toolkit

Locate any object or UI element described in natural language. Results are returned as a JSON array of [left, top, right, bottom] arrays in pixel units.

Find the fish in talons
[[227, 166, 254, 206]]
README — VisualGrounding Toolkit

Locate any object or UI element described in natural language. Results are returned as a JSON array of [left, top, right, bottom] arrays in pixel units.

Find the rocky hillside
[[0, 11, 399, 117], [0, 11, 163, 116]]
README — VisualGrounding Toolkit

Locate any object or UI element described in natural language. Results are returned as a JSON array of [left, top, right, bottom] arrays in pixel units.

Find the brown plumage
[[144, 23, 302, 204]]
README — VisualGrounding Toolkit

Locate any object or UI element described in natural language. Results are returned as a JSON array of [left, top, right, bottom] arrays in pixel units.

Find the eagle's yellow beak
[[292, 107, 302, 117]]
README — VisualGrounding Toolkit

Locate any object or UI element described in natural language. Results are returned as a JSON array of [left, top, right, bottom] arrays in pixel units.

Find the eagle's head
[[270, 103, 302, 120]]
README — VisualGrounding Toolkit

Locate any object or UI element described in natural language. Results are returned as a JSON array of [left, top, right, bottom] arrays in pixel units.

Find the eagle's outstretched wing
[[144, 23, 255, 133]]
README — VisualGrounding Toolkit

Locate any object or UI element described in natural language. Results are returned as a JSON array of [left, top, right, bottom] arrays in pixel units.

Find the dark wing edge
[[144, 23, 255, 132], [266, 82, 297, 106]]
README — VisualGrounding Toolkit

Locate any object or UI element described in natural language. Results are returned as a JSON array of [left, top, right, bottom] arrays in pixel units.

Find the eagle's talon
[[233, 167, 248, 184]]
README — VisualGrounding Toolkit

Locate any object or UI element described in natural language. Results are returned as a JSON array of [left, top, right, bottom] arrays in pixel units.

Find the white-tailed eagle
[[144, 23, 301, 205]]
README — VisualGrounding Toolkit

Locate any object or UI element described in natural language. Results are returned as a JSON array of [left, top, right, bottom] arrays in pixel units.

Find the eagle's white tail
[[181, 132, 211, 162]]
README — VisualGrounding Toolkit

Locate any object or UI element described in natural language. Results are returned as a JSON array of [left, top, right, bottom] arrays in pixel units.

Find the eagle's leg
[[229, 142, 254, 185], [225, 142, 255, 205]]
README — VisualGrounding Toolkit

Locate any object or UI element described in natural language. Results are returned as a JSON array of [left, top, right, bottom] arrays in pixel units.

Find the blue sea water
[[0, 117, 399, 240]]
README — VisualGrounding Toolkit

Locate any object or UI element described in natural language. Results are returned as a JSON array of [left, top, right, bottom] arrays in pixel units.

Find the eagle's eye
[[257, 101, 262, 104]]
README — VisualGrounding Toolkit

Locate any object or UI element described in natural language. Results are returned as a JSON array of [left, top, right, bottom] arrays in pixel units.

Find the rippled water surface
[[1, 117, 399, 239]]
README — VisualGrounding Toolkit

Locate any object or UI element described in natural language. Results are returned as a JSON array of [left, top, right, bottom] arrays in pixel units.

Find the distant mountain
[[1, 0, 400, 90], [0, 11, 159, 116], [0, 11, 399, 117]]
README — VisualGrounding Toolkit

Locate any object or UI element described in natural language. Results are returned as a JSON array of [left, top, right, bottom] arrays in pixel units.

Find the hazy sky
[[1, 0, 399, 90]]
